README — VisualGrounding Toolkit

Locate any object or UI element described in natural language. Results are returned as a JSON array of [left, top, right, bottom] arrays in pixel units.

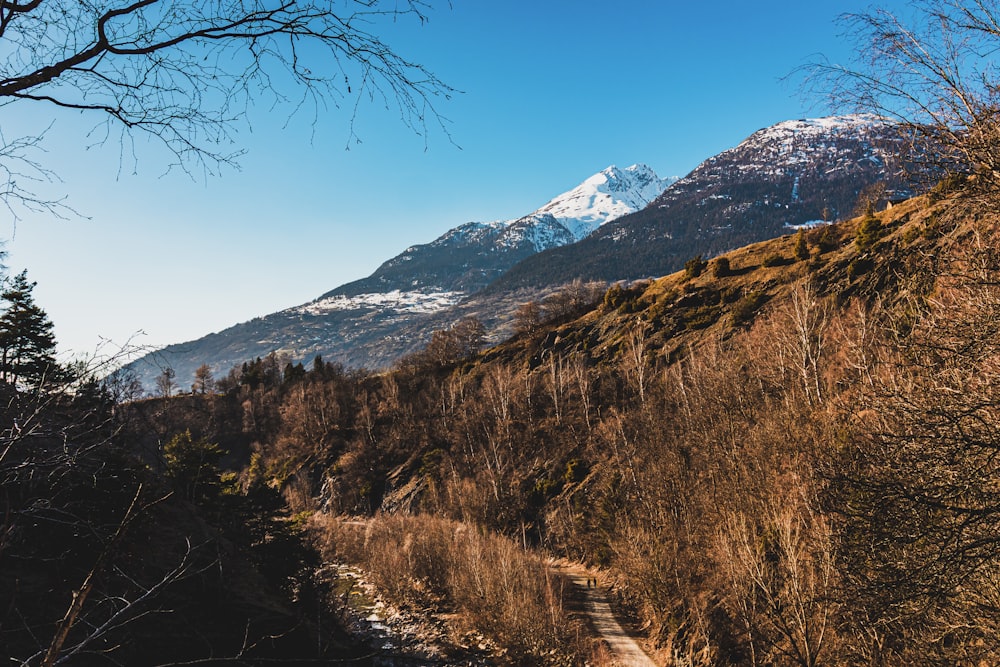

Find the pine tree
[[855, 208, 882, 251], [163, 430, 223, 502], [0, 270, 57, 387], [794, 229, 810, 261]]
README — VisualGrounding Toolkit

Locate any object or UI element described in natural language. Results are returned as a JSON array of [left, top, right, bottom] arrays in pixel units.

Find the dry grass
[[310, 512, 588, 665]]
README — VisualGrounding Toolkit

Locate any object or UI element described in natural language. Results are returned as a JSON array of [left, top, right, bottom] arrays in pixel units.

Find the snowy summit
[[534, 164, 676, 241]]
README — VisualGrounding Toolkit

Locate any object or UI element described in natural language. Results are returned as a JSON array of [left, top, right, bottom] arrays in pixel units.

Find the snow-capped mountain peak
[[738, 115, 895, 154], [128, 115, 910, 388], [534, 163, 676, 240]]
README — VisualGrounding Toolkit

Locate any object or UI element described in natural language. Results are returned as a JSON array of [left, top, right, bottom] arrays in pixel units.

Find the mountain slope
[[130, 165, 672, 388], [183, 188, 977, 665], [327, 163, 672, 298], [129, 116, 916, 390], [487, 116, 914, 291]]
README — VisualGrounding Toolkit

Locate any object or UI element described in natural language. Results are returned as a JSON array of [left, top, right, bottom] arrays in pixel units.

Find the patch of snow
[[430, 220, 507, 248], [294, 290, 465, 316], [496, 214, 575, 252], [757, 114, 891, 141], [608, 227, 630, 242], [784, 220, 831, 230]]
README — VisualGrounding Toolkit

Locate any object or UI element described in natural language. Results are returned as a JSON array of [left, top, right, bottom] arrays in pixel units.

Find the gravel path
[[555, 562, 658, 667]]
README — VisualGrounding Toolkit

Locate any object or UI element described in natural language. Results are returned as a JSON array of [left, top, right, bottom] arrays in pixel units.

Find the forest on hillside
[[9, 0, 1000, 664], [8, 179, 1000, 664]]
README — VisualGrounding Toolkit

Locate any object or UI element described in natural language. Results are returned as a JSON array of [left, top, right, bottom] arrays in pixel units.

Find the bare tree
[[805, 0, 1000, 191], [765, 281, 831, 407], [543, 350, 565, 423], [828, 223, 1000, 664], [0, 0, 454, 215], [543, 279, 606, 321], [155, 366, 176, 397], [478, 363, 516, 503], [513, 300, 543, 338], [32, 487, 195, 667], [567, 352, 593, 432], [621, 322, 650, 406], [717, 485, 837, 667]]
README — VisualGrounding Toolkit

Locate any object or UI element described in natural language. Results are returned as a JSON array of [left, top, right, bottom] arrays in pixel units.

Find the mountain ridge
[[130, 163, 673, 388], [485, 115, 912, 291], [129, 115, 917, 390], [325, 163, 673, 299]]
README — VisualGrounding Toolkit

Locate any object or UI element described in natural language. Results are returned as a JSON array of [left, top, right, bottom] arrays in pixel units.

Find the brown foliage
[[139, 194, 1000, 665], [310, 513, 584, 664]]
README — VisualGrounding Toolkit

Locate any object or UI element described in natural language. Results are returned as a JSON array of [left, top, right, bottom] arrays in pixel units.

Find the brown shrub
[[309, 513, 583, 664]]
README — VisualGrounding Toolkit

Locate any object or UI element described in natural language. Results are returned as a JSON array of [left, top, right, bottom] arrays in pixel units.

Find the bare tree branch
[[0, 0, 455, 215], [39, 483, 152, 667], [800, 0, 1000, 193]]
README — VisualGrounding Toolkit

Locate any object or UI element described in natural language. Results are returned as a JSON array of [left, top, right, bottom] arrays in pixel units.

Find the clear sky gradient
[[3, 0, 910, 360]]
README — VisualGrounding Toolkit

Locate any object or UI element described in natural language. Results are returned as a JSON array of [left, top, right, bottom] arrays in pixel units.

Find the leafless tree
[[543, 279, 606, 321], [764, 281, 831, 407], [29, 487, 195, 667], [513, 300, 543, 338], [478, 362, 516, 503], [155, 365, 176, 397], [0, 0, 454, 216], [567, 352, 593, 432], [543, 350, 565, 423], [621, 322, 650, 405], [804, 0, 1000, 191], [827, 221, 1000, 664], [717, 482, 838, 667]]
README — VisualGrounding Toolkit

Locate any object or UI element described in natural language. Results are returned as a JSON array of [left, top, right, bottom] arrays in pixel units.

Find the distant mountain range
[[130, 164, 674, 388], [327, 163, 673, 298], [130, 116, 916, 390]]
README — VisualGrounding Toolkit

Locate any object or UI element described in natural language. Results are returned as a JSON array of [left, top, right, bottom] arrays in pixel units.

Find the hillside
[[128, 117, 909, 391], [113, 180, 1000, 665]]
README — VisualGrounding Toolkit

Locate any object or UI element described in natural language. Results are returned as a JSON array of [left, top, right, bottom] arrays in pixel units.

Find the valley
[[8, 150, 1000, 665], [9, 1, 1000, 665]]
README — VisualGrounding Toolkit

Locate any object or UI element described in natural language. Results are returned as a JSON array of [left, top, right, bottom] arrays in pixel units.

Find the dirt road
[[554, 562, 658, 667]]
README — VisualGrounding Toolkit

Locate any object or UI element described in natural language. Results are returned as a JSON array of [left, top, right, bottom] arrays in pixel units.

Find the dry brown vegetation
[[115, 188, 1000, 665], [310, 512, 588, 664]]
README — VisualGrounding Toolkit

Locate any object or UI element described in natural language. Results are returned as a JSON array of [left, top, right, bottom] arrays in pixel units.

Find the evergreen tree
[[855, 210, 882, 251], [684, 255, 707, 280], [711, 256, 732, 278], [0, 270, 57, 387], [163, 430, 223, 503], [283, 361, 306, 385], [794, 229, 810, 261]]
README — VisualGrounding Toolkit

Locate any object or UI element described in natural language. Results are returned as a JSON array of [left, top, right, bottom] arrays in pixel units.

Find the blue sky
[[3, 0, 909, 359]]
